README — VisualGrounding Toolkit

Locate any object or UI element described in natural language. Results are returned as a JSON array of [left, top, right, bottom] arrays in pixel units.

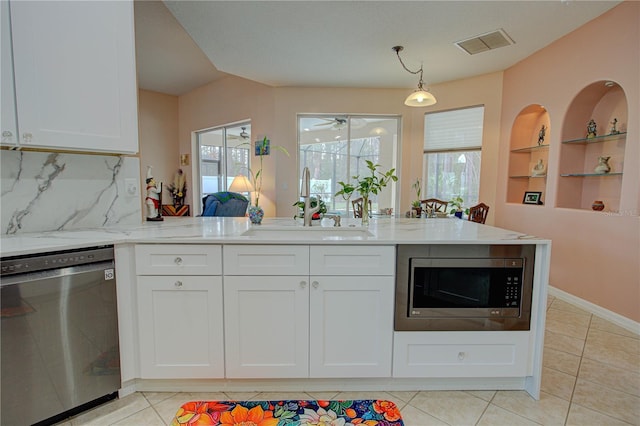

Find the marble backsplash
[[1, 150, 142, 235]]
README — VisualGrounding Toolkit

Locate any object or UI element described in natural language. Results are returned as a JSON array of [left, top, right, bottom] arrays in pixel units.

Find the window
[[197, 122, 251, 202], [423, 106, 484, 208], [298, 115, 400, 216]]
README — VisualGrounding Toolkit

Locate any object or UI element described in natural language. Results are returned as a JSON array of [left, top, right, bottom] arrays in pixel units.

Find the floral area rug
[[171, 399, 404, 425]]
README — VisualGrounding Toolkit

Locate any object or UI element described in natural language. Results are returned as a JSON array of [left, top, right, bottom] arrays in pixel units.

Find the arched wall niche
[[557, 80, 628, 211], [506, 104, 550, 205]]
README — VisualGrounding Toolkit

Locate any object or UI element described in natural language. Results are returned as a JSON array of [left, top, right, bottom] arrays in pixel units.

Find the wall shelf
[[560, 172, 623, 177], [510, 144, 549, 153], [561, 132, 626, 145], [509, 175, 547, 179]]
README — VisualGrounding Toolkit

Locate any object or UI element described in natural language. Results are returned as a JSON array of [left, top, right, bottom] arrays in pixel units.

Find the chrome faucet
[[300, 167, 321, 226]]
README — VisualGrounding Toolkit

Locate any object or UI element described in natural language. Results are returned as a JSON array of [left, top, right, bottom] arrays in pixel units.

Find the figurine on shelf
[[145, 166, 164, 221], [594, 156, 611, 174], [609, 118, 619, 135], [586, 119, 597, 138], [537, 124, 547, 146], [531, 159, 547, 177]]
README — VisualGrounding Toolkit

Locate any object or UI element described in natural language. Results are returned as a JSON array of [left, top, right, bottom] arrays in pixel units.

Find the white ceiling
[[135, 0, 620, 96]]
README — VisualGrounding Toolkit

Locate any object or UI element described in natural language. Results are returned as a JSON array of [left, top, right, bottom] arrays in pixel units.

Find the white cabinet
[[224, 275, 310, 378], [5, 1, 138, 153], [1, 1, 18, 146], [223, 245, 395, 379], [135, 245, 224, 379], [309, 275, 393, 378], [393, 331, 531, 378]]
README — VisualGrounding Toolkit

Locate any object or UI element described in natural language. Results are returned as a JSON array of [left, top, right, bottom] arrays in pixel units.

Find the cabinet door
[[1, 1, 18, 147], [224, 275, 309, 378], [137, 276, 224, 379], [309, 276, 394, 378], [10, 1, 138, 153]]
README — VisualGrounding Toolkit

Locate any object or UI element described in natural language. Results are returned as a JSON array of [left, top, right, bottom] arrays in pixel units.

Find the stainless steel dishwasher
[[1, 245, 120, 426]]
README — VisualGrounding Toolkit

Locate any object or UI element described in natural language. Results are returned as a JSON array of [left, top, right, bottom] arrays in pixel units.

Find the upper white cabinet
[[5, 0, 138, 153], [1, 1, 18, 146]]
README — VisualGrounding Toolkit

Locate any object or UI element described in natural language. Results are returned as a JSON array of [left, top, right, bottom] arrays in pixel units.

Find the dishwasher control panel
[[1, 245, 114, 276]]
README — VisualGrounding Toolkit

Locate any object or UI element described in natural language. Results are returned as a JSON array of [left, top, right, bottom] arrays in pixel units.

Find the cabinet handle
[[22, 133, 32, 143], [175, 280, 183, 287], [174, 257, 183, 265], [300, 281, 307, 288], [458, 351, 466, 360], [2, 130, 13, 142], [312, 281, 319, 289]]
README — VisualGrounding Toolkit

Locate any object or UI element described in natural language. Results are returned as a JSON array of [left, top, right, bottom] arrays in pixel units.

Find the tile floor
[[60, 296, 639, 426]]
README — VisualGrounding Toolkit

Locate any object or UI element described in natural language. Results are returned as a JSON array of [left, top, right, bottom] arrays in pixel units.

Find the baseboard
[[549, 286, 640, 335]]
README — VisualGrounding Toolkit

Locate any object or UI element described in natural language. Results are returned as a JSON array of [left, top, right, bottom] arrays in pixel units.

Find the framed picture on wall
[[523, 191, 543, 205]]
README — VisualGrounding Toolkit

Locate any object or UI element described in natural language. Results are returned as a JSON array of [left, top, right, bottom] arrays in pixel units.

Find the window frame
[[297, 114, 401, 217]]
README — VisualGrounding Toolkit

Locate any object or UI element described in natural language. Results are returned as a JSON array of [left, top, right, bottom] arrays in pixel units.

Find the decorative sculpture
[[609, 118, 619, 135], [531, 159, 547, 177], [537, 124, 547, 146], [145, 166, 163, 221], [587, 119, 597, 138], [594, 156, 611, 174]]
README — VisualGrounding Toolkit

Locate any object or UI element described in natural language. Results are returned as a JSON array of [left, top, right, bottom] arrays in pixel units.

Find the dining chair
[[421, 198, 448, 213], [468, 202, 490, 224], [351, 197, 372, 218]]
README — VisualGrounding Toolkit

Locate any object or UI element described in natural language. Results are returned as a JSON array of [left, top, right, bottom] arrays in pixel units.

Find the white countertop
[[0, 216, 547, 257]]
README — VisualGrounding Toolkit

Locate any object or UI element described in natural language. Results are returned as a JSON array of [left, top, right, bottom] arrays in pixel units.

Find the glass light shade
[[228, 175, 254, 193], [404, 89, 437, 107]]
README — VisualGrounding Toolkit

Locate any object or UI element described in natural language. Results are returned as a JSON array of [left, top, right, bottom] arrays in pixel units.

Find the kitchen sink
[[241, 226, 374, 240]]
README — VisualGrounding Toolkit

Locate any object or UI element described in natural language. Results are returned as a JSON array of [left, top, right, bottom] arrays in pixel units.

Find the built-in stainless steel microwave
[[395, 244, 535, 331]]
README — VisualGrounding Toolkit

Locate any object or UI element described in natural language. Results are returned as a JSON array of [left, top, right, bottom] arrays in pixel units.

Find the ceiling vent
[[455, 29, 515, 55]]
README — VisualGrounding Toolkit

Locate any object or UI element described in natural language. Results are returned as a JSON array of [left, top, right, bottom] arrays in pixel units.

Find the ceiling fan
[[313, 117, 348, 130], [228, 126, 250, 140]]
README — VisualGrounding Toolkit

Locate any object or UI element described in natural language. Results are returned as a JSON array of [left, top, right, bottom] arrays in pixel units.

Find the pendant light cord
[[393, 46, 425, 90]]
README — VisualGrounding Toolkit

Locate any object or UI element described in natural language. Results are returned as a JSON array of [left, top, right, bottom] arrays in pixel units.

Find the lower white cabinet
[[309, 275, 393, 378], [223, 245, 395, 379], [137, 276, 224, 378], [224, 275, 310, 378]]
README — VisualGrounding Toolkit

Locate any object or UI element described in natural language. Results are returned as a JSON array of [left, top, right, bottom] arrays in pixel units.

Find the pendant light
[[392, 46, 437, 107]]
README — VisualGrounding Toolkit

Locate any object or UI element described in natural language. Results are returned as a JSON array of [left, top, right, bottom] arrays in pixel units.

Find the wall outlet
[[125, 178, 139, 196]]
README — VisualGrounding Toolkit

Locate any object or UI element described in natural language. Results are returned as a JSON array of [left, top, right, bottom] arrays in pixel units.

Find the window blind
[[424, 106, 484, 152]]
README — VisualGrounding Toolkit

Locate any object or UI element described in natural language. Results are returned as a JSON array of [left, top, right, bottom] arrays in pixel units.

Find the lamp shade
[[404, 89, 437, 107], [228, 175, 254, 193]]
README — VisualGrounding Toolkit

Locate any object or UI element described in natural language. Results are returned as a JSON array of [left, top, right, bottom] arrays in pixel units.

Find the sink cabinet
[[135, 245, 224, 379], [223, 245, 395, 378]]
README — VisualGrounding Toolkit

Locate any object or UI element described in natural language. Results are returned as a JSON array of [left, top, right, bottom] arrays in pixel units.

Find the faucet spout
[[301, 167, 321, 226]]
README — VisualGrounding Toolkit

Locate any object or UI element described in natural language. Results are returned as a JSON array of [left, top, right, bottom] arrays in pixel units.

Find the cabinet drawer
[[310, 246, 395, 276], [224, 245, 309, 275], [393, 331, 530, 378], [135, 244, 222, 275]]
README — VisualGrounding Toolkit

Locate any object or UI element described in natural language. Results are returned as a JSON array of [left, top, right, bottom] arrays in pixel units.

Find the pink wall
[[138, 90, 179, 217], [177, 73, 504, 218], [495, 2, 639, 322]]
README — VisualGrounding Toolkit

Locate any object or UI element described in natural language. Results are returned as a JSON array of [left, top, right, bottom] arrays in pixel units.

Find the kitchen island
[[0, 217, 550, 400]]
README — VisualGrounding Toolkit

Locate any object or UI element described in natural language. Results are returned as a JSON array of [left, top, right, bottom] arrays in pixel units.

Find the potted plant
[[242, 137, 289, 223], [411, 178, 422, 217], [293, 197, 327, 220], [335, 160, 397, 226], [449, 195, 469, 218]]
